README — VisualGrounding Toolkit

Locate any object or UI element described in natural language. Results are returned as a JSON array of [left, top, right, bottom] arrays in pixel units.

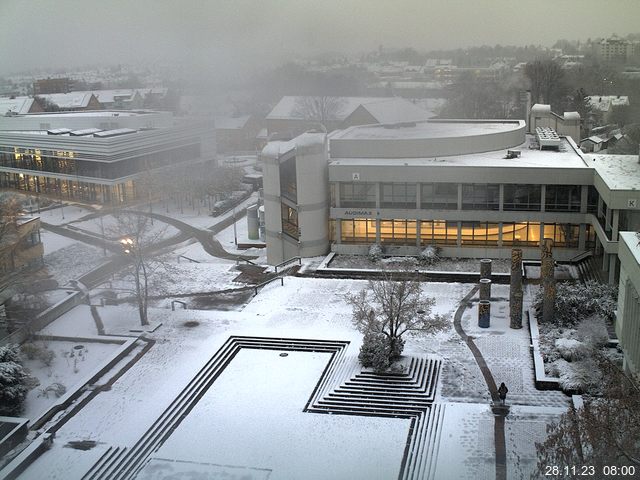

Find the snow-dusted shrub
[[368, 244, 383, 262], [576, 315, 609, 348], [359, 332, 391, 372], [38, 382, 66, 399], [0, 344, 30, 415], [20, 342, 56, 366], [549, 357, 599, 393], [419, 245, 440, 266], [20, 342, 40, 360], [555, 338, 590, 361], [533, 281, 618, 325]]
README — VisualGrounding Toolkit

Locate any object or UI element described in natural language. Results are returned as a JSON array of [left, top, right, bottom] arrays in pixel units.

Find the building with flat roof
[[617, 232, 640, 374], [0, 110, 215, 204], [262, 108, 640, 285]]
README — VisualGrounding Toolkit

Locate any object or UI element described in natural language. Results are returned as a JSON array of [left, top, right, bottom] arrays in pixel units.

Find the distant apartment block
[[33, 77, 74, 95]]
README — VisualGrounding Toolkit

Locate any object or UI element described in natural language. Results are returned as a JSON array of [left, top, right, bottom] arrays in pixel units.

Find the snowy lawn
[[150, 349, 410, 480], [20, 338, 123, 421], [69, 213, 179, 241], [38, 204, 97, 226], [42, 242, 105, 287], [40, 229, 82, 255]]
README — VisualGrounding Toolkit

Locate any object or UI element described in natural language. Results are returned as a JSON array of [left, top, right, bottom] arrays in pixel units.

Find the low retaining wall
[[527, 310, 561, 390]]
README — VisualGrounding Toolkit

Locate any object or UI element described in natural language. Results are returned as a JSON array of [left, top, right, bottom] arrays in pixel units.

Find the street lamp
[[120, 237, 134, 254]]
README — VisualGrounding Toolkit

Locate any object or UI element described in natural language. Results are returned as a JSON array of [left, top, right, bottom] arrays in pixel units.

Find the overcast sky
[[1, 0, 639, 76]]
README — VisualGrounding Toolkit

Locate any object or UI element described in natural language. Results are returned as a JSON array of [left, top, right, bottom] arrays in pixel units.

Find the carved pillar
[[480, 278, 492, 301], [478, 300, 491, 328], [541, 238, 555, 323], [510, 248, 523, 329]]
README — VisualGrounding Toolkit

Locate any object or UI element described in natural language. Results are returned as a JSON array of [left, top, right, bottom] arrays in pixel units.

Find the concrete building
[[616, 232, 640, 375], [36, 92, 102, 111], [265, 96, 435, 138], [0, 110, 215, 204], [262, 106, 640, 286], [0, 97, 43, 116], [0, 216, 43, 274]]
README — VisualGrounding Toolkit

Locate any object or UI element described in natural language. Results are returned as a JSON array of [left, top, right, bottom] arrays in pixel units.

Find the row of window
[[336, 182, 598, 213], [337, 218, 591, 249]]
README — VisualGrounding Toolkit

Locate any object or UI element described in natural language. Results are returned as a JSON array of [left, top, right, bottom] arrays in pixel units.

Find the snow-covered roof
[[583, 136, 604, 144], [329, 135, 587, 169], [266, 96, 383, 121], [586, 95, 630, 112], [0, 96, 35, 115], [588, 154, 640, 191], [351, 98, 435, 124], [37, 92, 96, 109], [90, 89, 138, 104]]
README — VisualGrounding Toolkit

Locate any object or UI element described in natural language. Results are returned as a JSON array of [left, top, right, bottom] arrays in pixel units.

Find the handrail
[[237, 256, 258, 266], [568, 250, 592, 263], [254, 276, 284, 295], [177, 255, 200, 263], [275, 256, 301, 273]]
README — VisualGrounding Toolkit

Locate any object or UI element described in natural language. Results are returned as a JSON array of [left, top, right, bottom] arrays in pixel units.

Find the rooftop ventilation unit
[[70, 128, 102, 136], [535, 127, 561, 149], [47, 128, 72, 135], [93, 128, 137, 138]]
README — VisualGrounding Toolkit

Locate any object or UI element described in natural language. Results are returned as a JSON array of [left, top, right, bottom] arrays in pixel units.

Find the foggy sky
[[1, 0, 639, 76]]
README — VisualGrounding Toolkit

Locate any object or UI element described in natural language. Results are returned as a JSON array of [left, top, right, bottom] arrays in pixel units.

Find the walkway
[[452, 283, 570, 480]]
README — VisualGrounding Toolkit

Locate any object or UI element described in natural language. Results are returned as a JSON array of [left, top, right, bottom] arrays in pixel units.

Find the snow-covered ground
[[13, 275, 567, 480], [21, 339, 122, 421], [42, 242, 105, 287], [151, 349, 409, 480]]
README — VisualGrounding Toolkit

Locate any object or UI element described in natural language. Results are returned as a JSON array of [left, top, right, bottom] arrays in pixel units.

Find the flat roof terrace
[[329, 136, 593, 185]]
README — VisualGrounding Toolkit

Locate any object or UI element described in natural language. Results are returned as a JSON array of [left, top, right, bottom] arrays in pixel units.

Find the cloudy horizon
[[1, 0, 639, 77]]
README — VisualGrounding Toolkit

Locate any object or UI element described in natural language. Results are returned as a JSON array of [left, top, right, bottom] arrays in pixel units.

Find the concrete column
[[335, 219, 342, 244], [375, 182, 381, 209], [597, 196, 604, 218], [499, 184, 504, 212], [612, 209, 620, 241], [416, 183, 421, 209], [498, 222, 503, 247], [603, 252, 609, 272], [608, 255, 617, 285], [457, 184, 462, 211], [580, 185, 588, 214], [375, 218, 381, 244], [541, 238, 555, 323], [540, 185, 546, 212], [479, 300, 491, 328], [480, 278, 492, 301], [334, 183, 340, 208], [578, 223, 586, 250], [416, 219, 421, 248], [510, 248, 523, 329], [605, 205, 612, 233], [480, 258, 492, 279]]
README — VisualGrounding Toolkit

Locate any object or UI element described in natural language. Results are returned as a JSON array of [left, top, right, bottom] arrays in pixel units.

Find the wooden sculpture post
[[509, 248, 523, 329]]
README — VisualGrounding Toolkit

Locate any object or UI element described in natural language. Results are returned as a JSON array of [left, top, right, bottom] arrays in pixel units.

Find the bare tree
[[292, 96, 345, 131], [532, 355, 640, 477], [345, 271, 448, 370], [111, 211, 167, 326], [524, 59, 566, 108]]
